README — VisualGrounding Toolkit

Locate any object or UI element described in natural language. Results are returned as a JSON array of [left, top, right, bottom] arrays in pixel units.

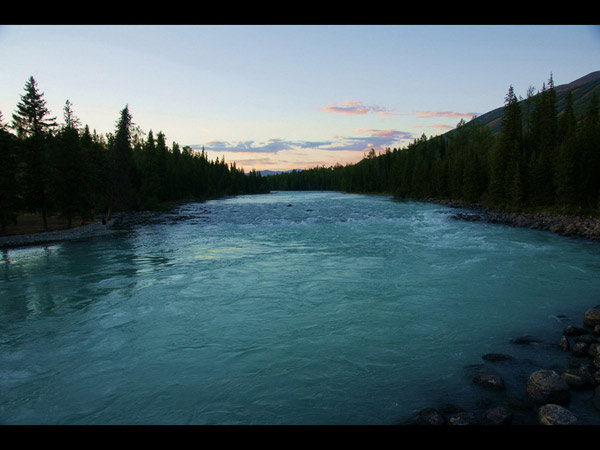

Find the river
[[1, 191, 600, 425]]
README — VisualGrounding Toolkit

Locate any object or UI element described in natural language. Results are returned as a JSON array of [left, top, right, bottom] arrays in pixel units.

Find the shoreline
[[417, 198, 600, 243], [0, 220, 122, 250]]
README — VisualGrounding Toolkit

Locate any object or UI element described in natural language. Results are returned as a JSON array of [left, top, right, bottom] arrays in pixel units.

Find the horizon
[[1, 25, 599, 172]]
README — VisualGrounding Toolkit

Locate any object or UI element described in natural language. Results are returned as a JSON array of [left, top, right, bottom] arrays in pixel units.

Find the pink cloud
[[414, 111, 477, 119], [354, 129, 406, 138], [320, 101, 398, 116]]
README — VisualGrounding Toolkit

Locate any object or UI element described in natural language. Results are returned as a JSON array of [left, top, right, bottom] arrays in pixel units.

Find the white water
[[1, 191, 600, 424]]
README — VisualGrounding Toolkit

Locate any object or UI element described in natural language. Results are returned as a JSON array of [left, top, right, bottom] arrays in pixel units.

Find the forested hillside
[[266, 73, 600, 215], [0, 77, 269, 233]]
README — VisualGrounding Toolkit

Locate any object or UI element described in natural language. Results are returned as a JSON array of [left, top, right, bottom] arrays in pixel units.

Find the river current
[[2, 191, 600, 425]]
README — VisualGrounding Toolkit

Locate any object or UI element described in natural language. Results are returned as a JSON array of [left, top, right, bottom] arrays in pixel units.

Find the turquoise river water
[[1, 191, 600, 425]]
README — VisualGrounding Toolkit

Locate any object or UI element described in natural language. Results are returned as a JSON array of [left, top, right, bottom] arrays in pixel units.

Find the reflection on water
[[1, 191, 600, 425]]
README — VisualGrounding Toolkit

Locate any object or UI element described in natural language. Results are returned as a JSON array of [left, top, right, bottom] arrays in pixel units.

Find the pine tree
[[11, 76, 57, 139], [525, 75, 559, 207], [51, 100, 85, 227], [155, 131, 169, 199], [578, 91, 600, 208], [81, 126, 109, 218], [0, 111, 20, 233], [108, 105, 135, 216], [11, 77, 57, 229], [554, 91, 579, 207], [62, 99, 81, 131], [488, 85, 522, 206]]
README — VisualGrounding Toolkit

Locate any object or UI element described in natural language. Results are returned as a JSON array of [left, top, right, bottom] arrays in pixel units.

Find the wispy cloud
[[194, 129, 413, 157], [414, 123, 454, 131], [414, 111, 478, 119], [195, 138, 333, 154], [327, 129, 414, 151], [320, 101, 398, 116]]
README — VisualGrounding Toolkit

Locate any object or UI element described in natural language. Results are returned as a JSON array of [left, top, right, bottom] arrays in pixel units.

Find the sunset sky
[[1, 25, 599, 172]]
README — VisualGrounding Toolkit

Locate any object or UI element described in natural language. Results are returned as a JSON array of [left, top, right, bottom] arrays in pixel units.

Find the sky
[[1, 25, 599, 172]]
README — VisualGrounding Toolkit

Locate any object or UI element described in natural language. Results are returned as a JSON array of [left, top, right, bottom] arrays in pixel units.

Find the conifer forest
[[1, 74, 599, 234]]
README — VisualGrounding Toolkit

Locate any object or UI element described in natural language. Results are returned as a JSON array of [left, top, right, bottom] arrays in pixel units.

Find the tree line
[[0, 76, 269, 233], [266, 75, 600, 215]]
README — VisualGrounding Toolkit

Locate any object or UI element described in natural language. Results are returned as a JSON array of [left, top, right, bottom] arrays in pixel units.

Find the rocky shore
[[426, 198, 600, 242], [411, 306, 600, 425]]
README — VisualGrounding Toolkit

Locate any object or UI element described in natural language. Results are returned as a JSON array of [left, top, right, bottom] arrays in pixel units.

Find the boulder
[[563, 325, 590, 336], [574, 334, 596, 344], [561, 369, 594, 390], [583, 307, 600, 328], [558, 335, 571, 351], [538, 404, 578, 425], [511, 335, 540, 344], [482, 353, 513, 362], [473, 374, 506, 391], [526, 370, 571, 405], [572, 341, 590, 357], [414, 408, 445, 426], [568, 356, 592, 369], [589, 343, 600, 358], [447, 412, 479, 425], [483, 406, 513, 425]]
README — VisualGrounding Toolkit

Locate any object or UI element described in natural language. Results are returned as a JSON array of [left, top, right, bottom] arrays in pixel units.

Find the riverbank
[[419, 198, 600, 243], [0, 197, 211, 250], [0, 220, 122, 249]]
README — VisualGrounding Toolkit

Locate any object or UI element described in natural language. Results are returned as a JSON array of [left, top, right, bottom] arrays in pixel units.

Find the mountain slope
[[468, 71, 600, 134]]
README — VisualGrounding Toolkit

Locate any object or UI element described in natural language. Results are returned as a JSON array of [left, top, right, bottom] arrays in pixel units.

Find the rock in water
[[558, 335, 571, 351], [526, 370, 571, 405], [447, 412, 479, 425], [583, 307, 600, 328], [563, 325, 590, 336], [511, 335, 540, 344], [560, 369, 594, 390], [414, 408, 445, 425], [482, 353, 513, 362], [572, 341, 591, 357], [538, 404, 578, 425], [473, 374, 506, 391], [484, 406, 513, 425]]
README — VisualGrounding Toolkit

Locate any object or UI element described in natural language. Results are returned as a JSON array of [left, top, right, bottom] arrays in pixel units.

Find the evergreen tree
[[108, 105, 135, 215], [578, 91, 600, 208], [554, 91, 579, 207], [155, 131, 169, 199], [528, 76, 558, 206], [80, 126, 109, 218], [51, 100, 86, 227], [488, 85, 522, 206], [62, 99, 81, 131], [11, 76, 57, 139], [0, 111, 20, 233], [11, 77, 57, 229]]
